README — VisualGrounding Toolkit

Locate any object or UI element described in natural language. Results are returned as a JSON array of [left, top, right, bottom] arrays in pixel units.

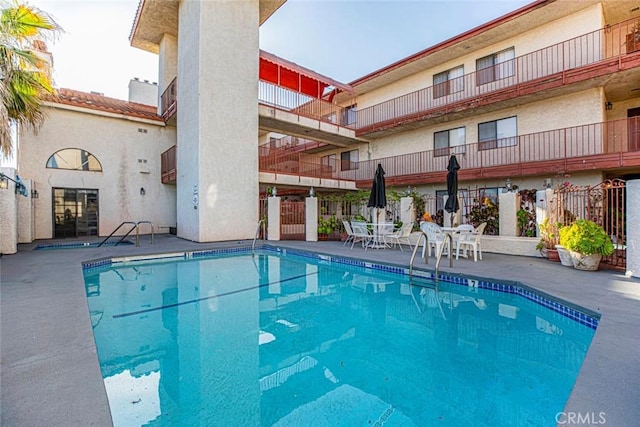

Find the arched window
[[46, 148, 102, 172]]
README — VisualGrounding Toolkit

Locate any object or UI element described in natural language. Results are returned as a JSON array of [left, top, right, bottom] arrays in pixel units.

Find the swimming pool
[[83, 247, 597, 426]]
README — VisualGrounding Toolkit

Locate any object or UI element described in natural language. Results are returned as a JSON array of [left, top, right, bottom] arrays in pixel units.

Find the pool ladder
[[252, 218, 265, 257], [409, 231, 454, 281], [98, 221, 155, 247]]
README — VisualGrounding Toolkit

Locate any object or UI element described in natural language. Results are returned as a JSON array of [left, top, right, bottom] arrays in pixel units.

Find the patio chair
[[456, 222, 487, 261], [385, 222, 414, 251], [342, 220, 355, 247], [420, 222, 450, 258], [350, 221, 373, 249]]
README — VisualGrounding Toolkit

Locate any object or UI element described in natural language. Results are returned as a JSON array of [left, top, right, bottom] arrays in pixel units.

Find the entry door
[[53, 188, 99, 238], [629, 107, 640, 152]]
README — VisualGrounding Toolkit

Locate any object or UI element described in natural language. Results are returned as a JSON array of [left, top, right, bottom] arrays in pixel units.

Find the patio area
[[1, 234, 639, 426]]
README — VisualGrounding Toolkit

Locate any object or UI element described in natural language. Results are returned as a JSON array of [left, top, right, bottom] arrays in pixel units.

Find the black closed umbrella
[[444, 155, 460, 224], [367, 164, 387, 247], [367, 163, 387, 210]]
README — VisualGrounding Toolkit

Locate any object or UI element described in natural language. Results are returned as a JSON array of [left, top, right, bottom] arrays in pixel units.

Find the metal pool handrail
[[409, 231, 454, 281], [98, 222, 138, 247], [252, 219, 265, 257], [409, 230, 429, 279], [136, 221, 154, 247]]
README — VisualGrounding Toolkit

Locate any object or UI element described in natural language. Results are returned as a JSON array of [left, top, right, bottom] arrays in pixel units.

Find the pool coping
[[2, 235, 639, 426]]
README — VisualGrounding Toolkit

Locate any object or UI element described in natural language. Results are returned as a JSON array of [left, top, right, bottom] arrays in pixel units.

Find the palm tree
[[1, 1, 61, 157]]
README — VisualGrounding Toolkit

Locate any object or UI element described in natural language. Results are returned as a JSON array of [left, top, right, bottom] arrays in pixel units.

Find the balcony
[[350, 117, 640, 187], [353, 18, 640, 137], [166, 117, 639, 186], [161, 145, 176, 184], [160, 77, 177, 123]]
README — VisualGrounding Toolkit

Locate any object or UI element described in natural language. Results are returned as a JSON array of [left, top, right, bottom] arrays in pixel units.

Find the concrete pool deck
[[1, 235, 639, 426]]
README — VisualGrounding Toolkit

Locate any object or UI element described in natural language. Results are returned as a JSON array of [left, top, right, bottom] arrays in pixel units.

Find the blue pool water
[[83, 249, 596, 426]]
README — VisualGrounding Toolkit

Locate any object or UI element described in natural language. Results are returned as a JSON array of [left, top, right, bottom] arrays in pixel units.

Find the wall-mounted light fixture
[[0, 173, 8, 190], [544, 178, 553, 189], [31, 189, 39, 199], [505, 178, 512, 192], [605, 101, 613, 110], [140, 187, 146, 196], [309, 187, 315, 197]]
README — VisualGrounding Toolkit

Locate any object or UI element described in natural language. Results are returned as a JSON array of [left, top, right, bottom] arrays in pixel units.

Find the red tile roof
[[48, 88, 163, 122]]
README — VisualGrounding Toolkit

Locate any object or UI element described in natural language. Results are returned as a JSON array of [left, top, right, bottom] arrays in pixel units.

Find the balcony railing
[[259, 117, 640, 184], [259, 80, 355, 127], [160, 78, 177, 120], [354, 18, 640, 134], [161, 145, 177, 184], [258, 135, 328, 154]]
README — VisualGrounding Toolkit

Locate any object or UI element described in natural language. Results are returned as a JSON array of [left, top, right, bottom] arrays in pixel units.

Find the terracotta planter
[[555, 245, 574, 267], [569, 251, 602, 271], [546, 248, 560, 262]]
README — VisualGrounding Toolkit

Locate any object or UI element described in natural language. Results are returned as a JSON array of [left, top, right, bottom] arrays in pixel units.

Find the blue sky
[[32, 0, 531, 101]]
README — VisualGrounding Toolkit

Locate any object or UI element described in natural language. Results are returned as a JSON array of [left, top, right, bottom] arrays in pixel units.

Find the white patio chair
[[385, 222, 414, 251], [456, 222, 487, 261], [420, 222, 450, 258], [350, 221, 373, 249], [342, 220, 355, 247]]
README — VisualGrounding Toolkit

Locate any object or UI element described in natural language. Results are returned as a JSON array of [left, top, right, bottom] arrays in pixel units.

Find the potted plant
[[535, 217, 560, 261], [558, 220, 614, 271]]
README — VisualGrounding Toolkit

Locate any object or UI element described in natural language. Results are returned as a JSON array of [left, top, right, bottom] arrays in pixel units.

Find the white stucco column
[[305, 197, 318, 242], [0, 168, 18, 254], [535, 189, 554, 234], [267, 197, 280, 241], [17, 178, 34, 243], [499, 191, 520, 236], [626, 180, 639, 278], [176, 0, 259, 242], [399, 196, 415, 226]]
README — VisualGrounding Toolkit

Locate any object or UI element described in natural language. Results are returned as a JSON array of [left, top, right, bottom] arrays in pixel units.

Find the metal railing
[[98, 222, 138, 247], [257, 117, 640, 183], [98, 221, 155, 248], [160, 77, 177, 120], [353, 17, 640, 134], [136, 221, 154, 246], [259, 80, 355, 127], [161, 145, 177, 184]]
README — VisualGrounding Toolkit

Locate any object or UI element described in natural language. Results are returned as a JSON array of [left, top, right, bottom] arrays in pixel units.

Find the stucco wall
[[0, 167, 18, 254], [355, 4, 604, 109], [17, 108, 176, 239], [369, 88, 605, 159]]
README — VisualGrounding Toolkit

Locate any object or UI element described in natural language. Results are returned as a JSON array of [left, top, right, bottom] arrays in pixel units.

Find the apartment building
[[14, 0, 640, 243]]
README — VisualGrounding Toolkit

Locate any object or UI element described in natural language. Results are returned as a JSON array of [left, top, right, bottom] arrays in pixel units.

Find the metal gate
[[280, 200, 306, 240], [555, 179, 626, 270]]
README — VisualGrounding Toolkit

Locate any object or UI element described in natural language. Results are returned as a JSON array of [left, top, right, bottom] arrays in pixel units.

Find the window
[[46, 148, 102, 171], [321, 154, 336, 172], [476, 47, 515, 85], [340, 104, 357, 126], [340, 150, 359, 171], [433, 65, 464, 98], [478, 116, 517, 150], [434, 127, 466, 157]]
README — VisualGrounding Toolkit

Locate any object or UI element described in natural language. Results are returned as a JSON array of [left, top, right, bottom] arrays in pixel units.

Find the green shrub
[[558, 219, 614, 256]]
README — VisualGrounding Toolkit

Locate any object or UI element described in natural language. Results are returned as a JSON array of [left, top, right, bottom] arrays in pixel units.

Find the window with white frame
[[476, 47, 515, 86], [340, 150, 359, 171], [478, 116, 517, 150], [433, 65, 464, 99], [434, 127, 466, 157]]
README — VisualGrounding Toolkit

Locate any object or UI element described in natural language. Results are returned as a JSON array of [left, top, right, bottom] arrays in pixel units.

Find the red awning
[[259, 49, 353, 100]]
